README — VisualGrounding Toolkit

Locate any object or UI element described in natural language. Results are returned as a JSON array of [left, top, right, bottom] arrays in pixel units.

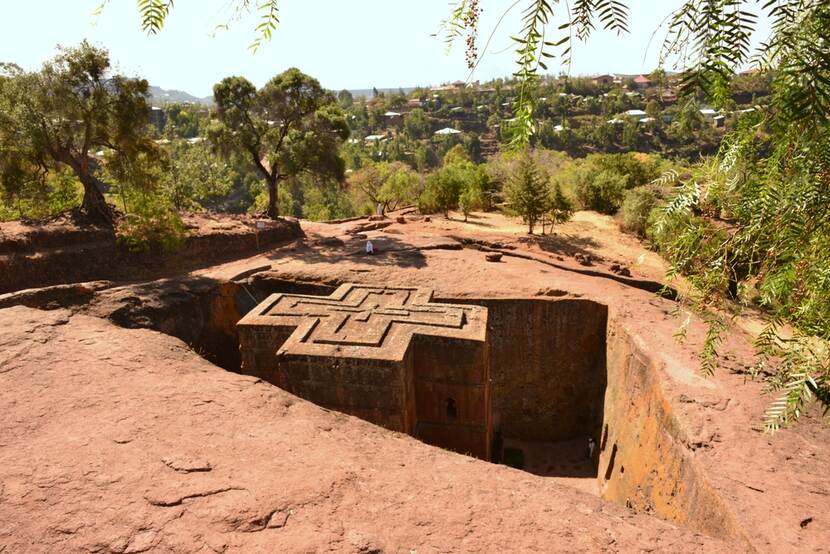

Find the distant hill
[[148, 85, 213, 107], [348, 87, 416, 98], [146, 85, 418, 106]]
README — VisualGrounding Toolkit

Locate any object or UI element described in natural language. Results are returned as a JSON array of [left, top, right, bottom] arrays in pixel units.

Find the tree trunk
[[79, 171, 114, 226], [266, 176, 279, 220]]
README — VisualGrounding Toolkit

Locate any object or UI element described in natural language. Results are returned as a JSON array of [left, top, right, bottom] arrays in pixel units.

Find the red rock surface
[[1, 211, 828, 552], [0, 307, 722, 553]]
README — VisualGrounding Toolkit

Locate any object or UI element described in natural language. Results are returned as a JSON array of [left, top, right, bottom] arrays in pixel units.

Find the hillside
[[148, 85, 213, 106]]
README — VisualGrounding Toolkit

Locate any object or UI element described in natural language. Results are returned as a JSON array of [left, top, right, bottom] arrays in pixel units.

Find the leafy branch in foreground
[[137, 0, 175, 35], [94, 0, 279, 53], [247, 0, 280, 53], [651, 68, 830, 428]]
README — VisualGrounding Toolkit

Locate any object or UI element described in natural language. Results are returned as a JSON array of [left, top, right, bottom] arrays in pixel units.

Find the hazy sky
[[1, 1, 771, 97]]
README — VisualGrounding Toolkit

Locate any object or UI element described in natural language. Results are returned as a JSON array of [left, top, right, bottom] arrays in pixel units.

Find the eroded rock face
[[0, 306, 727, 553], [0, 216, 302, 294], [599, 318, 745, 542]]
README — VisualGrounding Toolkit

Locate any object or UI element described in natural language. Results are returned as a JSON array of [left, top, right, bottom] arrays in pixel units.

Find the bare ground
[[0, 210, 828, 552]]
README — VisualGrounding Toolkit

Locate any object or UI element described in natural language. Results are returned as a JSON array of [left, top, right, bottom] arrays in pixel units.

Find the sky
[[0, 1, 772, 97]]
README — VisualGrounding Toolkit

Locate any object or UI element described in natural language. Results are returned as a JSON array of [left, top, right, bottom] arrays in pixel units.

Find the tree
[[574, 168, 627, 214], [210, 68, 349, 219], [506, 155, 549, 234], [378, 163, 421, 211], [0, 42, 158, 225], [348, 161, 419, 215], [337, 89, 354, 108], [163, 103, 201, 139], [162, 142, 233, 210], [547, 181, 573, 227], [419, 159, 484, 218], [403, 108, 430, 139], [458, 178, 485, 222]]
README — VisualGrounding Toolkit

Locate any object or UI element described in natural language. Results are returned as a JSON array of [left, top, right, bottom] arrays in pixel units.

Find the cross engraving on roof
[[238, 283, 488, 361]]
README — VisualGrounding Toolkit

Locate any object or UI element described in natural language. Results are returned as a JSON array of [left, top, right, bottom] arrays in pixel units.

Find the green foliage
[[420, 159, 486, 217], [162, 142, 234, 210], [163, 104, 201, 139], [652, 107, 830, 427], [248, 0, 280, 53], [249, 183, 294, 217], [300, 179, 356, 221], [136, 0, 174, 35], [547, 180, 572, 226], [443, 144, 470, 166], [505, 154, 549, 233], [337, 89, 354, 108], [573, 169, 626, 214], [116, 193, 185, 253], [348, 161, 420, 215], [0, 42, 159, 224], [458, 173, 487, 221], [404, 108, 431, 139], [0, 168, 82, 221], [619, 187, 659, 237], [210, 68, 348, 219], [560, 153, 661, 214]]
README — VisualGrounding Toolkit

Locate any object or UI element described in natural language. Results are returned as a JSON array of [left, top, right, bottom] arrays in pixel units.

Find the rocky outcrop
[[0, 216, 302, 294]]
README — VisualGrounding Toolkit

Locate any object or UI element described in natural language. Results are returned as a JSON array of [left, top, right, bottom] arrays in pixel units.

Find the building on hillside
[[591, 74, 615, 86], [434, 127, 462, 136], [148, 106, 166, 132], [625, 109, 648, 118], [660, 89, 677, 103], [700, 108, 718, 119], [365, 134, 388, 143], [632, 75, 652, 89], [406, 98, 423, 108], [431, 81, 467, 92], [712, 115, 726, 128]]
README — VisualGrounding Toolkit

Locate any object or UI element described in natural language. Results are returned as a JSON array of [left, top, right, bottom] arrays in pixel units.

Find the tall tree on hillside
[[0, 42, 158, 225], [210, 68, 349, 219], [506, 155, 548, 234]]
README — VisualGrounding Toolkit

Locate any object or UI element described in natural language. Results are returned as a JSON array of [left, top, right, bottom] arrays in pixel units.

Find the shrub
[[548, 181, 573, 226], [302, 180, 356, 221], [419, 160, 484, 216], [619, 187, 659, 237], [573, 168, 627, 214], [116, 196, 186, 253]]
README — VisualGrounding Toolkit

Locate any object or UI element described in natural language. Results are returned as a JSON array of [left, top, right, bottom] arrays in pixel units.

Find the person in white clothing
[[365, 240, 374, 255]]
